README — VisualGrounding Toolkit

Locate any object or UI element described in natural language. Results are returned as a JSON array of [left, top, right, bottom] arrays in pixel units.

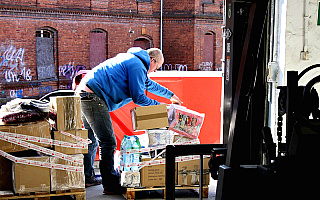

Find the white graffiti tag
[[59, 62, 75, 80], [198, 62, 213, 71], [0, 45, 32, 82]]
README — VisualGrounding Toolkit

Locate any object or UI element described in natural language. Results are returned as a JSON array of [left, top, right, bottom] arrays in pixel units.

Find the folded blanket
[[1, 110, 47, 124]]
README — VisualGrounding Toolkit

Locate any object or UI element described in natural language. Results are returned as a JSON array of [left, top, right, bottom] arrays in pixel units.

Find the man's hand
[[170, 94, 183, 105]]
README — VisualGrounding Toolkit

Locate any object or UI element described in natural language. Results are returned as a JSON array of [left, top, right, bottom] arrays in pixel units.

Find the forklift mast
[[217, 0, 270, 199], [223, 0, 269, 167], [218, 0, 320, 199]]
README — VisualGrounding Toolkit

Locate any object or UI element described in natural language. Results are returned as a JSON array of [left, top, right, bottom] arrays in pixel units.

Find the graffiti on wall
[[198, 62, 213, 71], [59, 62, 75, 80], [59, 62, 86, 89], [197, 62, 222, 71], [161, 64, 188, 71], [0, 45, 32, 82], [39, 86, 54, 95], [10, 89, 23, 98]]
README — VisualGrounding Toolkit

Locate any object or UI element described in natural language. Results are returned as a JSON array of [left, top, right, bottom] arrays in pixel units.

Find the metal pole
[[199, 155, 203, 200], [160, 0, 163, 50], [165, 145, 175, 200]]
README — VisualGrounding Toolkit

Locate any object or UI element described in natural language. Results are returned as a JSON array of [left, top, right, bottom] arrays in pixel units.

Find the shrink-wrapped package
[[168, 105, 205, 139], [50, 154, 85, 191]]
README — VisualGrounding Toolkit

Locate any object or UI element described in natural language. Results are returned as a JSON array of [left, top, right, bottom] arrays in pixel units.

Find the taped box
[[0, 120, 51, 153], [140, 157, 177, 187], [53, 129, 88, 154], [13, 156, 51, 194], [131, 104, 169, 131], [50, 154, 85, 191], [177, 157, 210, 186], [50, 96, 82, 131]]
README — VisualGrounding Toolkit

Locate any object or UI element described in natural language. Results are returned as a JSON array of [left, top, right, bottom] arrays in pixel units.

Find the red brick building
[[0, 0, 223, 100]]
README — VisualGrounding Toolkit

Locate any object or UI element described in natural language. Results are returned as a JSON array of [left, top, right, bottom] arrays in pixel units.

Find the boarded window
[[204, 32, 216, 69], [90, 30, 107, 68], [202, 33, 216, 70], [36, 30, 56, 80]]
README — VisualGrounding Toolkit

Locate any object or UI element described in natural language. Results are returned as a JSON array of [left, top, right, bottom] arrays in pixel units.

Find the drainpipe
[[267, 0, 280, 144], [160, 0, 163, 50], [301, 0, 309, 60]]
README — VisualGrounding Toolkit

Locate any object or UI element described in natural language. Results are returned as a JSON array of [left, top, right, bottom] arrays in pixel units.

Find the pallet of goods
[[0, 189, 86, 200], [0, 96, 89, 199], [120, 104, 208, 199], [124, 185, 209, 200]]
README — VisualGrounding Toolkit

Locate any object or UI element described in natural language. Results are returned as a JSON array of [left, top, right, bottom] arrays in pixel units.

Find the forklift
[[166, 0, 320, 199]]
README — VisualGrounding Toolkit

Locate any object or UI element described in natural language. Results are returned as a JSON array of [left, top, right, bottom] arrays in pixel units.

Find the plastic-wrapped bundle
[[147, 129, 174, 147], [168, 105, 205, 139], [120, 135, 141, 171]]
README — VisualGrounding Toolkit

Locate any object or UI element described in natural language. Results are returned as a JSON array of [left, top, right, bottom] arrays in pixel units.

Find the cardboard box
[[0, 156, 13, 191], [131, 104, 169, 131], [0, 120, 51, 153], [54, 129, 88, 154], [13, 156, 50, 194], [177, 157, 210, 186], [50, 154, 85, 191], [173, 135, 195, 144], [140, 157, 177, 187], [50, 96, 82, 131]]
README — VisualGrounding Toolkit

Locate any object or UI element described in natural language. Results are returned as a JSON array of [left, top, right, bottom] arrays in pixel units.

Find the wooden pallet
[[0, 189, 85, 200], [123, 185, 209, 200]]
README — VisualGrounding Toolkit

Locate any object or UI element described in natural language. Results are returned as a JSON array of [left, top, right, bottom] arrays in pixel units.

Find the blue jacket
[[84, 47, 174, 112]]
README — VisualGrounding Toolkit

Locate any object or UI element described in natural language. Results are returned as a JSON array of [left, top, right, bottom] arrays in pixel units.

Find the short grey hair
[[147, 48, 164, 63]]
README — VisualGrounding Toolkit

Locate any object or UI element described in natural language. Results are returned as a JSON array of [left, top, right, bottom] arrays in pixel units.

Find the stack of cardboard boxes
[[50, 96, 86, 191], [127, 104, 208, 188], [0, 96, 87, 194], [0, 120, 52, 194]]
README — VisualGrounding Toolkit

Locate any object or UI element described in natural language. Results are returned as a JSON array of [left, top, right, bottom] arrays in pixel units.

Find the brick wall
[[0, 0, 223, 100], [162, 18, 195, 70]]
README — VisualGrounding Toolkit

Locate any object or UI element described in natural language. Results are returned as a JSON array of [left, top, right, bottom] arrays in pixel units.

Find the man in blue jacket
[[76, 47, 182, 194]]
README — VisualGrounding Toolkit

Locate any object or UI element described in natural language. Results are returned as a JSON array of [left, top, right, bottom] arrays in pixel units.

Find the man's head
[[147, 48, 164, 74]]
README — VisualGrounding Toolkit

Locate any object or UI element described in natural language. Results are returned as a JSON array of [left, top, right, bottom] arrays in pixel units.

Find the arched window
[[203, 32, 216, 70], [133, 36, 153, 50], [36, 28, 57, 80], [90, 29, 107, 69]]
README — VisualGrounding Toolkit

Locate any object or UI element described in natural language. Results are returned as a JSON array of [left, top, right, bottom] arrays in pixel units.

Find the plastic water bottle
[[130, 136, 141, 171], [121, 135, 141, 171], [120, 135, 131, 171]]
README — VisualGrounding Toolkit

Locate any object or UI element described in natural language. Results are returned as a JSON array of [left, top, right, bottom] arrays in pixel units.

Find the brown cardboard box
[[140, 158, 177, 187], [131, 104, 169, 131], [0, 120, 51, 153], [0, 156, 13, 191], [50, 154, 85, 191], [173, 135, 195, 143], [177, 157, 210, 186], [50, 96, 82, 131], [13, 156, 50, 194], [54, 129, 88, 154]]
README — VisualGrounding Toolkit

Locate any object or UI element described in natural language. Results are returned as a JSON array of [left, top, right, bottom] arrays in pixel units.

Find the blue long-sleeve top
[[84, 47, 174, 112]]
